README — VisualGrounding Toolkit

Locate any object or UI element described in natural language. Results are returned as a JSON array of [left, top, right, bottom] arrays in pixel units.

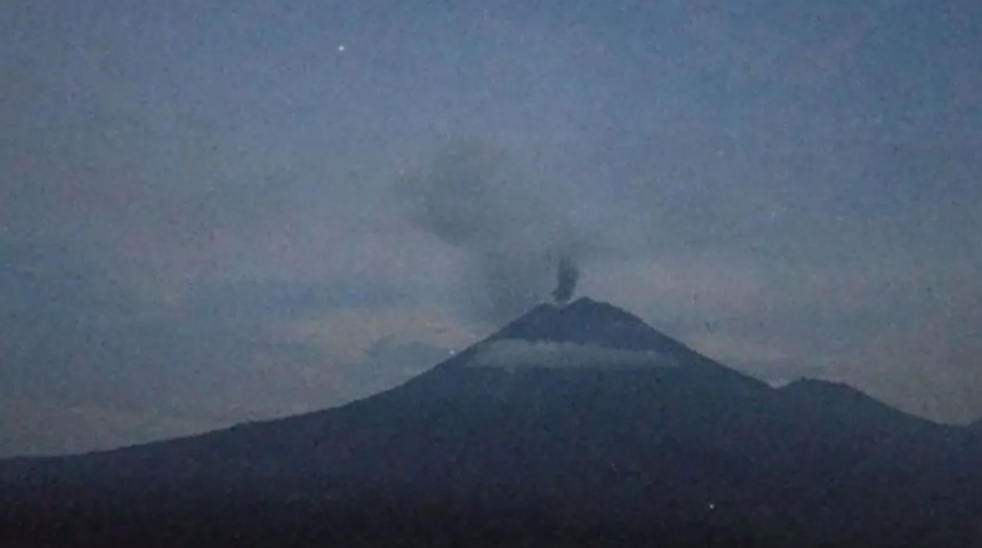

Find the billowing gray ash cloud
[[551, 255, 579, 305], [396, 138, 599, 323]]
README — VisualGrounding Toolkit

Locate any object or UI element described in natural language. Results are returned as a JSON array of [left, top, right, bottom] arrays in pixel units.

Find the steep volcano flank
[[463, 297, 768, 391], [488, 297, 699, 355], [3, 297, 982, 546]]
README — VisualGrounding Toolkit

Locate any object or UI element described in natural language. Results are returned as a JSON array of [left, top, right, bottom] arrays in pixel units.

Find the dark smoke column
[[551, 256, 580, 305]]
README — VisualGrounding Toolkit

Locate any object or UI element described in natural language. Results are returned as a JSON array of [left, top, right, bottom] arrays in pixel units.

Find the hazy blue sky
[[2, 0, 981, 456]]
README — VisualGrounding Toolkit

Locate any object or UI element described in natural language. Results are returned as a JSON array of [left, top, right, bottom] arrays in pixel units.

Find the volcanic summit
[[2, 297, 981, 547], [461, 297, 714, 369]]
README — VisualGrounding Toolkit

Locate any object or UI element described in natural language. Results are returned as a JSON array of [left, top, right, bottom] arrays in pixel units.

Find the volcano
[[3, 298, 982, 547]]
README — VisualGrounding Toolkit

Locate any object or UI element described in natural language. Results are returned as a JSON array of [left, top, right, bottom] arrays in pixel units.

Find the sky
[[2, 0, 981, 456]]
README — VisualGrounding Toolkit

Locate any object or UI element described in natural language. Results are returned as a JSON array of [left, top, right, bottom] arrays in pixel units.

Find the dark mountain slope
[[2, 298, 980, 547]]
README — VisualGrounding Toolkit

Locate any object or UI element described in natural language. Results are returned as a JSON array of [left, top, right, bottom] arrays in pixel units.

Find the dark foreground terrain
[[7, 487, 977, 548], [0, 497, 764, 547], [3, 300, 981, 547]]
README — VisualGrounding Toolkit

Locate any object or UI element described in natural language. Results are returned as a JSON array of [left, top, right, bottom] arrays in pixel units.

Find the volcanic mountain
[[3, 298, 981, 547]]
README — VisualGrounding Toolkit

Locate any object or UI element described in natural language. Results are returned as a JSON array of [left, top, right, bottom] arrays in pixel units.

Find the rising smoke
[[395, 138, 597, 323], [551, 255, 579, 305]]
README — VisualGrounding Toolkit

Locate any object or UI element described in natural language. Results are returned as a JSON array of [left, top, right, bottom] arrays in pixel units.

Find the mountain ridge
[[486, 296, 698, 353], [2, 297, 981, 546]]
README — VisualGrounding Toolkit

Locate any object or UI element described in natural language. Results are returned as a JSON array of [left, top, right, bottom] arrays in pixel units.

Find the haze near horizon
[[2, 0, 981, 456]]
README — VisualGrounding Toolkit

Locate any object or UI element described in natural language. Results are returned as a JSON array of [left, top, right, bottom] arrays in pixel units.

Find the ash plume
[[395, 138, 600, 323], [551, 256, 579, 305]]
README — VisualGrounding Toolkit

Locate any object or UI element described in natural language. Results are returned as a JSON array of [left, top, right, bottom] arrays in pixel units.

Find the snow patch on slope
[[465, 339, 679, 369]]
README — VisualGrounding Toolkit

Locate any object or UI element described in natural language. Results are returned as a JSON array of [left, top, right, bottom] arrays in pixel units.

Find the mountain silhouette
[[2, 298, 981, 547], [489, 297, 694, 350]]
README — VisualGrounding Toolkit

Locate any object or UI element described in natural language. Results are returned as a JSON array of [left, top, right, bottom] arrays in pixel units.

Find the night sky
[[2, 0, 981, 456]]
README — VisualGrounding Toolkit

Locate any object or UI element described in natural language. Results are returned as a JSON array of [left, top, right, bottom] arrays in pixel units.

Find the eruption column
[[551, 256, 579, 305]]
